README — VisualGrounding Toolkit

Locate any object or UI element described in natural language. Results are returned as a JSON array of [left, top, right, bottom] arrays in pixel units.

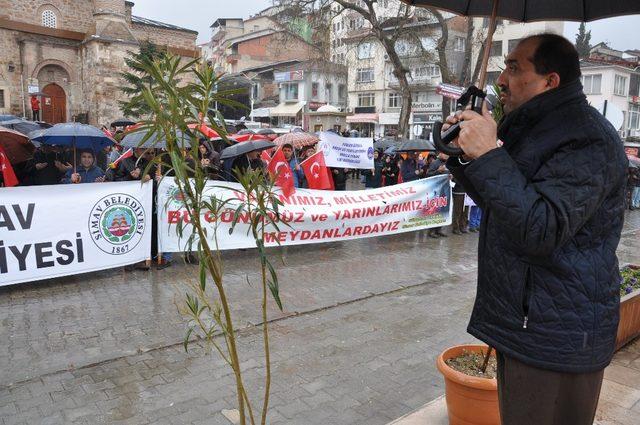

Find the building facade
[[334, 9, 466, 138], [0, 0, 198, 126], [580, 60, 640, 137]]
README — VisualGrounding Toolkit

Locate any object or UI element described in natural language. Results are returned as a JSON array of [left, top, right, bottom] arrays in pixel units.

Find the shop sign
[[411, 101, 442, 111]]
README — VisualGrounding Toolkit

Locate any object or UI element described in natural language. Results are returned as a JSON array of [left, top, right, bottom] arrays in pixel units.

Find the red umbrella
[[231, 133, 270, 143], [274, 132, 320, 149], [0, 126, 35, 164], [188, 123, 219, 139]]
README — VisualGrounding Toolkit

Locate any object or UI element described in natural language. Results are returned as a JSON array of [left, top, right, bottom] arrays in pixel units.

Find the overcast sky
[[131, 0, 640, 51]]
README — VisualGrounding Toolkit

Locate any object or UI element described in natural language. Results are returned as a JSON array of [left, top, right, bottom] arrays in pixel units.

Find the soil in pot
[[445, 349, 497, 379]]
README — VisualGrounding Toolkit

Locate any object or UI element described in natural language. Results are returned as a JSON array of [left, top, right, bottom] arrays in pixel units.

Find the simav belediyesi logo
[[89, 193, 146, 255]]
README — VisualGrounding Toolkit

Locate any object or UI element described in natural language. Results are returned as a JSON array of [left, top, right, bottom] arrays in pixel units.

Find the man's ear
[[546, 72, 561, 89]]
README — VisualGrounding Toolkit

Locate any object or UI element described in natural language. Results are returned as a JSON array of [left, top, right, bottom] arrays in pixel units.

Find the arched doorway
[[42, 83, 66, 123]]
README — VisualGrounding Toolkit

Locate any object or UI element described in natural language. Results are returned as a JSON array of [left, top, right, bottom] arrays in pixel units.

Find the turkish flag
[[267, 147, 295, 197], [260, 149, 272, 165], [300, 151, 333, 190], [0, 145, 19, 187]]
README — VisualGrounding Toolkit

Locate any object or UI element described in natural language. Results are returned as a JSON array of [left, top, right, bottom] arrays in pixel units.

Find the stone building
[[0, 0, 198, 126]]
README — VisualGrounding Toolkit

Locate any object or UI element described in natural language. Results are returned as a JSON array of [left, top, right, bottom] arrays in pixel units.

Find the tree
[[575, 23, 592, 58], [119, 41, 168, 118], [275, 0, 461, 138]]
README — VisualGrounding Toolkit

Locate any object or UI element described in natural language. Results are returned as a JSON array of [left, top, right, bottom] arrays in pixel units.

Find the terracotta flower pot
[[436, 344, 500, 425]]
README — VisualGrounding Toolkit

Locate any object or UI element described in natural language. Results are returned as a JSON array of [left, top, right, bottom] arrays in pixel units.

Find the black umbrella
[[111, 117, 137, 127], [373, 137, 401, 150], [120, 129, 191, 149], [236, 129, 255, 135], [220, 140, 275, 160], [2, 118, 49, 136], [395, 138, 435, 153], [257, 128, 276, 135]]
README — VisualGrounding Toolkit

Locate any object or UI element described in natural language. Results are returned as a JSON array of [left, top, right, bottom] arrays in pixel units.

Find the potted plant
[[616, 264, 640, 349], [436, 344, 500, 425]]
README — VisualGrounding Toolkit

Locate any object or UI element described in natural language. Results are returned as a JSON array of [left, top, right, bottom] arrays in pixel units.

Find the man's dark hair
[[521, 34, 581, 86]]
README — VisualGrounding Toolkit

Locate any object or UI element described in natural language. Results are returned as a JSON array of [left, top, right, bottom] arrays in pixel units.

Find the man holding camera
[[445, 34, 627, 424]]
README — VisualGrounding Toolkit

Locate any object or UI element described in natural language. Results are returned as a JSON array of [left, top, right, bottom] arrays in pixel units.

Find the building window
[[508, 39, 523, 53], [338, 84, 346, 102], [582, 74, 602, 94], [312, 82, 319, 98], [0, 89, 5, 108], [358, 42, 373, 59], [283, 83, 299, 101], [413, 65, 440, 79], [388, 92, 401, 108], [358, 92, 375, 107], [454, 36, 466, 52], [325, 83, 333, 103], [42, 10, 57, 28], [356, 68, 375, 83], [490, 41, 502, 57], [629, 104, 640, 131], [614, 74, 627, 96]]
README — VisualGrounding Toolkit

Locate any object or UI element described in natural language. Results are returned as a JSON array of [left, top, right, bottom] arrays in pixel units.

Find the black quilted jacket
[[448, 80, 627, 373]]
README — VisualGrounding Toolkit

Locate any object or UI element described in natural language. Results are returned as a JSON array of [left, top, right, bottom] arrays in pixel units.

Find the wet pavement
[[1, 195, 639, 424]]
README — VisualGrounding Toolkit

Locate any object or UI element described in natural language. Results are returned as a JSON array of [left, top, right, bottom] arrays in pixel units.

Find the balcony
[[211, 26, 226, 41]]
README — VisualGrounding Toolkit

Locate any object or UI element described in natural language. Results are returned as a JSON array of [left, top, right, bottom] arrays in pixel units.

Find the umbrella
[[0, 114, 20, 123], [220, 140, 275, 160], [188, 123, 220, 139], [628, 155, 640, 169], [231, 133, 270, 143], [395, 138, 435, 153], [31, 123, 114, 151], [111, 117, 136, 127], [373, 137, 401, 150], [209, 136, 237, 153], [0, 127, 36, 164], [274, 132, 320, 149], [120, 129, 192, 149], [236, 129, 255, 135], [257, 128, 278, 141], [1, 118, 49, 136]]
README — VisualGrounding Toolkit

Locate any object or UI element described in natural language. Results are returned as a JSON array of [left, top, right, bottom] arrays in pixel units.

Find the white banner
[[318, 131, 374, 169], [0, 181, 153, 286], [158, 175, 452, 252]]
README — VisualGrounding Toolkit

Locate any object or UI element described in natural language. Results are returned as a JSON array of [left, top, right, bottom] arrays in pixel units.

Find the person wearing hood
[[363, 150, 383, 188], [62, 150, 105, 184]]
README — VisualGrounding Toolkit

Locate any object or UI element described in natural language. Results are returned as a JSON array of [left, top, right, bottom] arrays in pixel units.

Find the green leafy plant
[[121, 53, 285, 425]]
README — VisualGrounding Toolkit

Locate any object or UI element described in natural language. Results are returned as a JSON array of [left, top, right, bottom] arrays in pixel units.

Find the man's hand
[[457, 102, 498, 160], [35, 162, 48, 170], [130, 168, 141, 179], [141, 174, 151, 183], [70, 173, 81, 183], [95, 176, 105, 183]]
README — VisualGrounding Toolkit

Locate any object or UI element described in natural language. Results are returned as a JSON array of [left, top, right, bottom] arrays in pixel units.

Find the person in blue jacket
[[62, 150, 105, 184]]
